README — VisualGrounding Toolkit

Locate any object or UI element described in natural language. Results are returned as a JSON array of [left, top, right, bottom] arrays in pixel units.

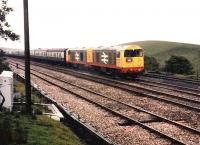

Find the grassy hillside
[[125, 41, 200, 72]]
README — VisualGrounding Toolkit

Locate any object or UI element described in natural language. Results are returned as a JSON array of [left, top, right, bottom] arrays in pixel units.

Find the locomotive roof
[[118, 45, 142, 50], [67, 45, 142, 51], [92, 45, 142, 51]]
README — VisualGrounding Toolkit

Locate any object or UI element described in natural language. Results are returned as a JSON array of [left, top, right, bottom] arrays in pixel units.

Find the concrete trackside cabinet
[[0, 71, 14, 111]]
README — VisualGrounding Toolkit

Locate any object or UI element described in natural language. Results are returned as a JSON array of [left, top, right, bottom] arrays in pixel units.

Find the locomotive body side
[[92, 46, 117, 69], [66, 48, 87, 65], [89, 45, 144, 75]]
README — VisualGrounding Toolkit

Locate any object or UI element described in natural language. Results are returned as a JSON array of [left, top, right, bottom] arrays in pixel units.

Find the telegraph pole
[[23, 0, 32, 114]]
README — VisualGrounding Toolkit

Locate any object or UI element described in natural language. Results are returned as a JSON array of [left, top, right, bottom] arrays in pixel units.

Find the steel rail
[[135, 77, 200, 97], [144, 73, 200, 86]]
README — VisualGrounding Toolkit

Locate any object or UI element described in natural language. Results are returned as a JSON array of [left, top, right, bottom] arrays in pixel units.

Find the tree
[[144, 56, 160, 72], [0, 0, 18, 111], [164, 55, 194, 75], [0, 49, 10, 73], [0, 0, 19, 41]]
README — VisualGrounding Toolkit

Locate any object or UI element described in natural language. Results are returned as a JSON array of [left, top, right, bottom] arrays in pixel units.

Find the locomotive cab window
[[124, 49, 143, 57]]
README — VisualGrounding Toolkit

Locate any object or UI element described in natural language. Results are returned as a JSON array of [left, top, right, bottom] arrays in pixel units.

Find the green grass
[[0, 113, 85, 145], [14, 79, 42, 103], [14, 79, 25, 96], [27, 115, 85, 145], [124, 40, 200, 73], [14, 79, 52, 113]]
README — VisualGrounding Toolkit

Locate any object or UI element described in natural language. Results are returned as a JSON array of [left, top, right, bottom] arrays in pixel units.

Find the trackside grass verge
[[0, 113, 85, 145]]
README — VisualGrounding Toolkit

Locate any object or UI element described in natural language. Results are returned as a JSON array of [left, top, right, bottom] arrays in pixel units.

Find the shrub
[[0, 116, 13, 145], [13, 121, 27, 144], [164, 55, 194, 75], [144, 56, 160, 71]]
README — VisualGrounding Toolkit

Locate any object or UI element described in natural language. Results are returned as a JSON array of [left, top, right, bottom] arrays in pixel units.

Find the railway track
[[9, 59, 200, 113], [9, 62, 200, 145], [134, 77, 200, 97], [144, 72, 200, 86]]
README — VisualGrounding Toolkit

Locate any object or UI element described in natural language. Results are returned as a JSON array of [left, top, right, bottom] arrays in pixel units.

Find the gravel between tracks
[[10, 65, 172, 145]]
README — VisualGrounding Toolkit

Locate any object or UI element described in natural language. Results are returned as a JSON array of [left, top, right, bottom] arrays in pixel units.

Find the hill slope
[[124, 41, 200, 72]]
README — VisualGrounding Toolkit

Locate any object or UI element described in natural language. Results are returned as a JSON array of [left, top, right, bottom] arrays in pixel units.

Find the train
[[6, 45, 144, 76]]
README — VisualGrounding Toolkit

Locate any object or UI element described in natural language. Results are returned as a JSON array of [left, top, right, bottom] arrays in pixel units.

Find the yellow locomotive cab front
[[117, 45, 144, 74]]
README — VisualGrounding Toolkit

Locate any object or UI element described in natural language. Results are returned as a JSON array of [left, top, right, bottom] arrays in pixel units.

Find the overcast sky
[[1, 0, 200, 49]]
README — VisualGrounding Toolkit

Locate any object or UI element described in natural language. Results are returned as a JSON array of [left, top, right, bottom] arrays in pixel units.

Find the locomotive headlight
[[126, 58, 132, 62]]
